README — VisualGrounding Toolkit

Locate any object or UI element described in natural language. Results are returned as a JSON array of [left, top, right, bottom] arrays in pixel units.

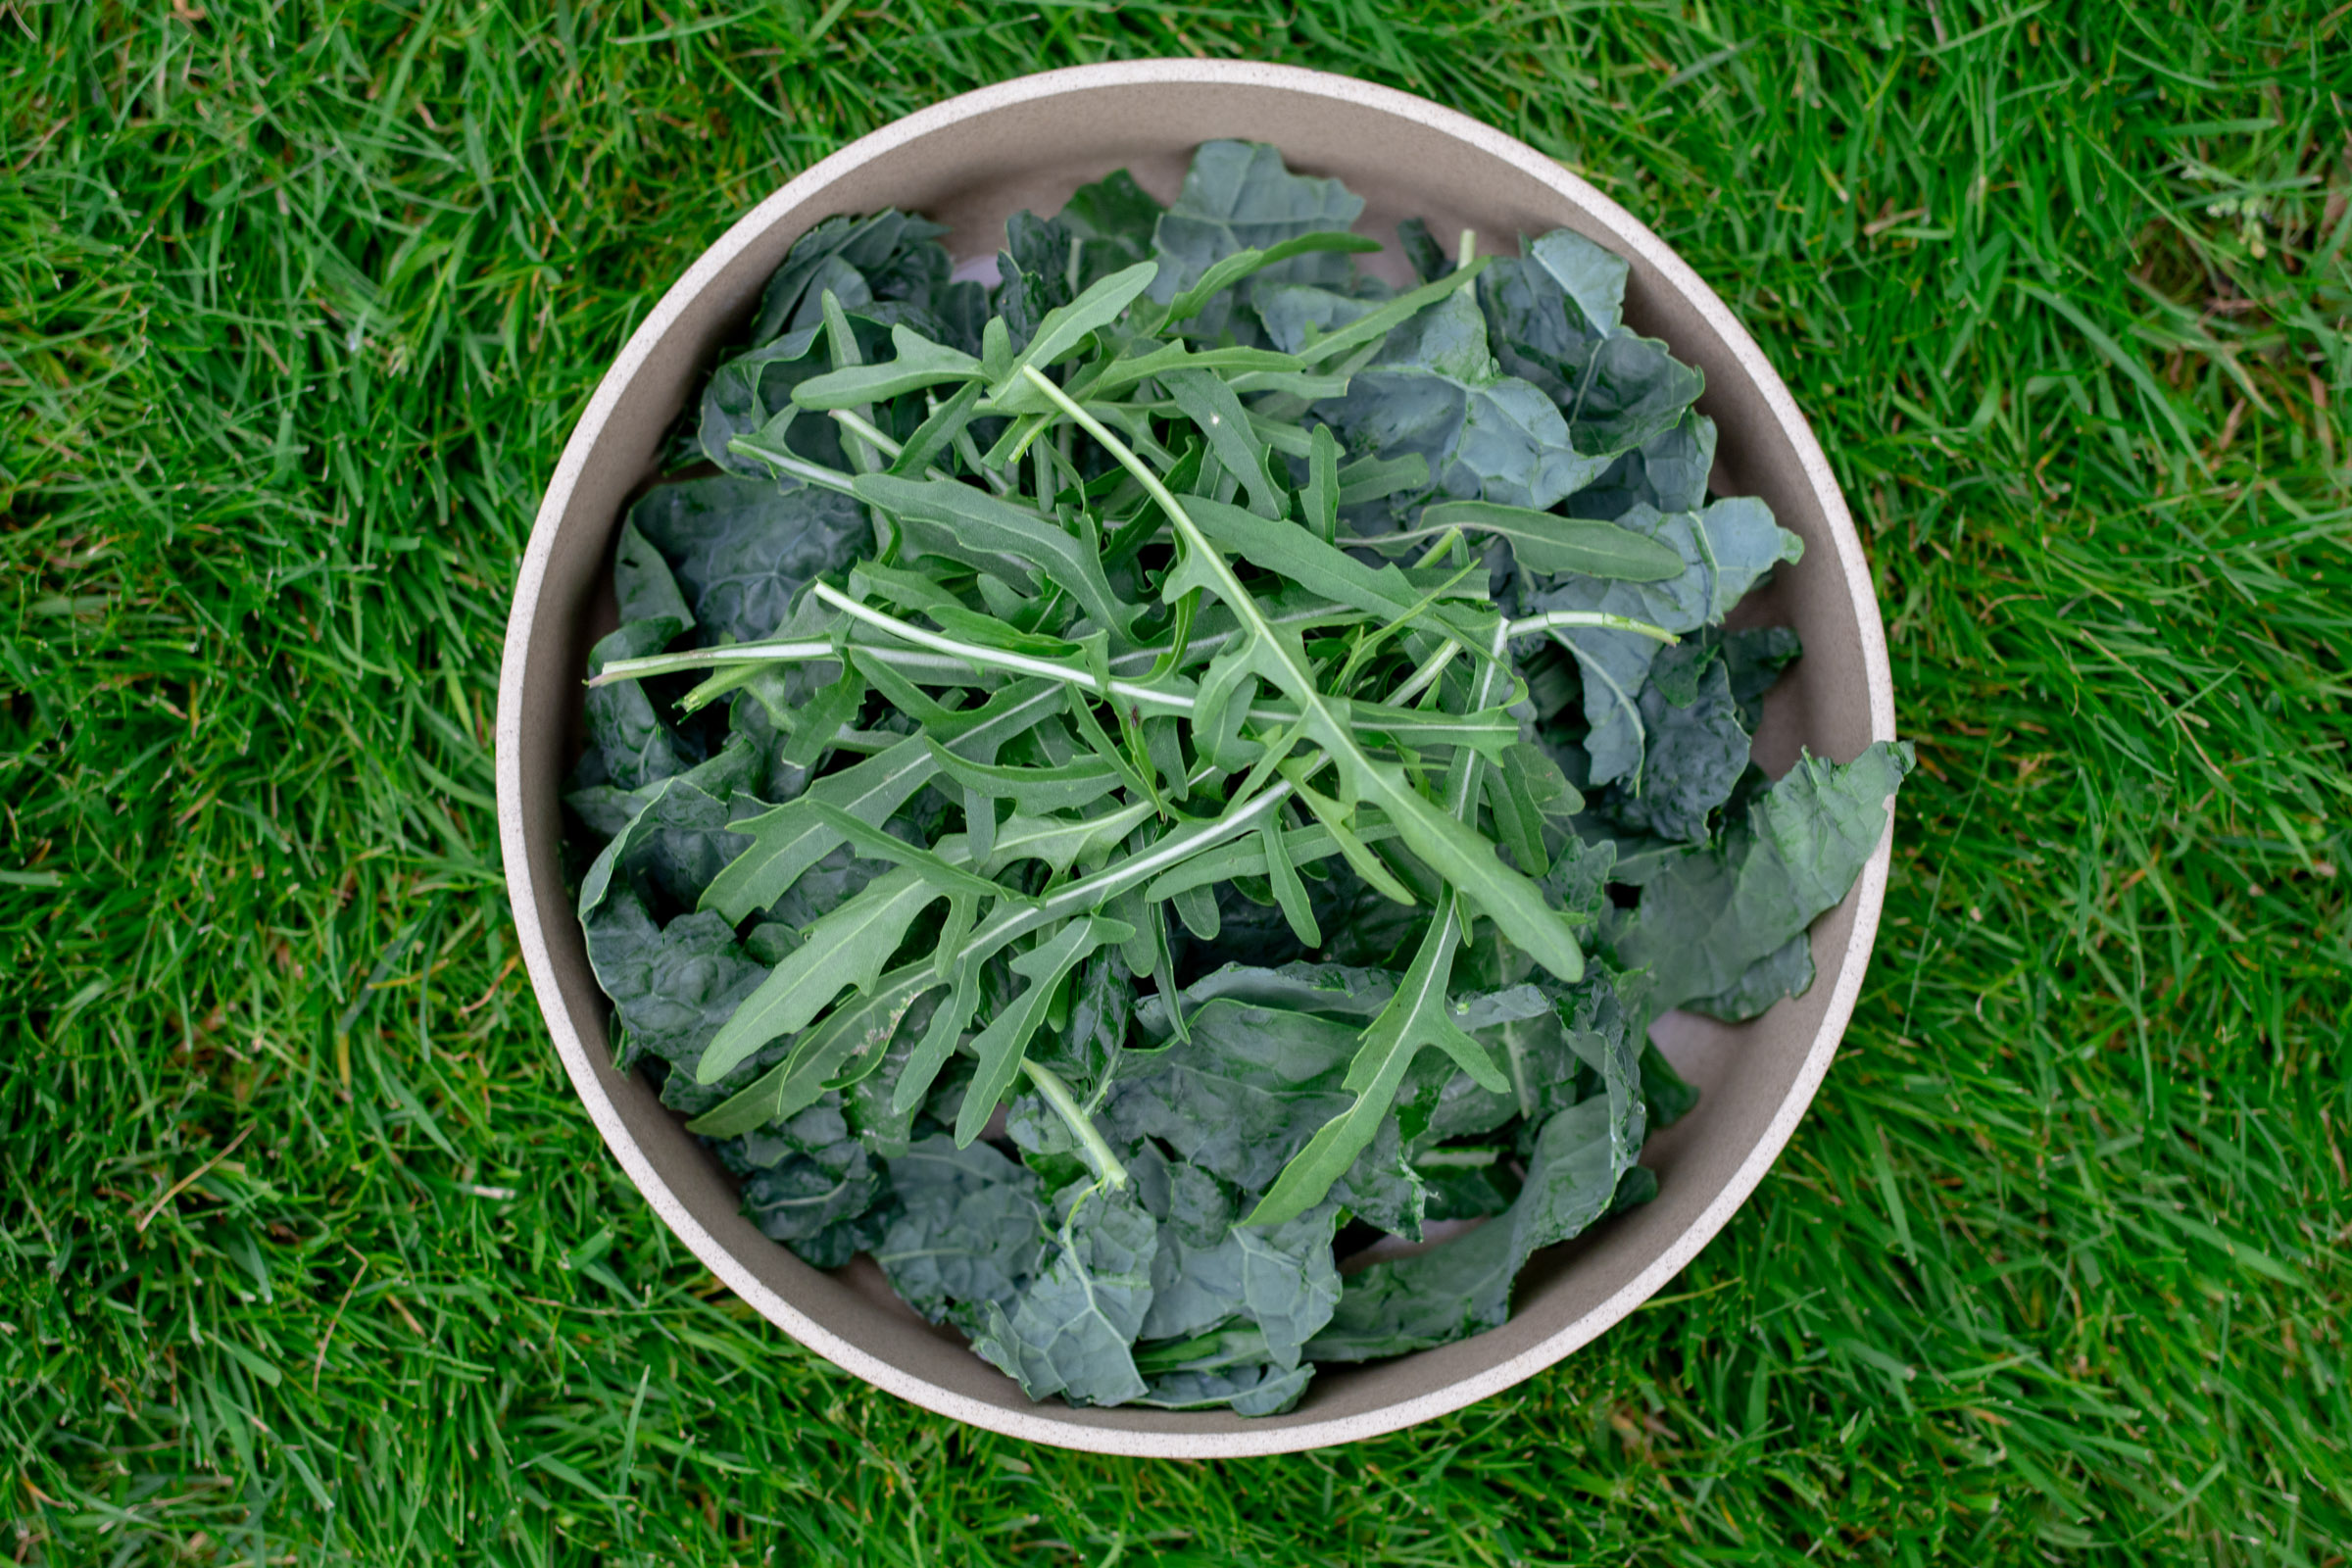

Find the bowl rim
[[496, 57, 1896, 1456]]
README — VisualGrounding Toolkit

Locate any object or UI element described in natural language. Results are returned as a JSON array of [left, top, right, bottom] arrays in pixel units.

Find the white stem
[[1503, 610, 1680, 645], [808, 581, 1197, 715]]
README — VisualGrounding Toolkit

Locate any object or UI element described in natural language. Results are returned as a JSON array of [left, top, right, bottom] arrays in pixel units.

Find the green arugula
[[564, 141, 1907, 1417]]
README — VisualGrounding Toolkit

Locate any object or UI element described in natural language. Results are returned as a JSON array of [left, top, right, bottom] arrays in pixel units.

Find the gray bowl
[[495, 60, 1897, 1456]]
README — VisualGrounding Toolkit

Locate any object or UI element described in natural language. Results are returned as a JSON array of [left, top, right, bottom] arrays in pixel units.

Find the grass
[[2, 1, 2347, 1561]]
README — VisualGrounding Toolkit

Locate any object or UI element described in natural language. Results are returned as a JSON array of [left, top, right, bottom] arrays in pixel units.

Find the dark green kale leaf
[[872, 1135, 1048, 1323], [1476, 229, 1619, 391], [1298, 289, 1607, 522], [963, 1179, 1158, 1407], [695, 326, 844, 478], [1475, 228, 1702, 462], [732, 1095, 888, 1260], [1098, 999, 1427, 1237], [1566, 410, 1719, 520], [1593, 642, 1750, 846], [1150, 139, 1366, 338], [1717, 625, 1804, 729], [1023, 946, 1132, 1102], [1685, 931, 1815, 1022], [785, 1205, 898, 1271], [1137, 1161, 1342, 1369], [1639, 1041, 1701, 1127], [1616, 742, 1913, 1013], [629, 473, 871, 645], [1396, 217, 1449, 285], [1132, 1361, 1314, 1416], [997, 211, 1081, 352], [1167, 861, 1425, 977], [1056, 169, 1165, 282], [1557, 331, 1707, 460], [574, 733, 764, 918], [848, 1023, 970, 1160], [1306, 1005, 1647, 1362], [1395, 964, 1638, 1152], [584, 619, 695, 792], [1515, 497, 1803, 788], [747, 210, 953, 346], [581, 884, 767, 1076], [614, 517, 695, 631], [1419, 1160, 1518, 1221]]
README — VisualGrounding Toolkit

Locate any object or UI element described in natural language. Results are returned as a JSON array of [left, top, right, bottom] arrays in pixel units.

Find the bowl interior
[[499, 63, 1893, 1455]]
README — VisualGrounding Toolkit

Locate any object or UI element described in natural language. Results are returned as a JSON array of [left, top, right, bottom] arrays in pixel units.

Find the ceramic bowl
[[496, 59, 1897, 1456]]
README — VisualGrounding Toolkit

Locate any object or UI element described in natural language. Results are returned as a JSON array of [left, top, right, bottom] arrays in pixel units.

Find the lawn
[[3, 2, 2347, 1562]]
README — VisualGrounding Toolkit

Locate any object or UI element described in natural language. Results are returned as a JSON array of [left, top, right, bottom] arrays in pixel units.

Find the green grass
[[3, 2, 2347, 1561]]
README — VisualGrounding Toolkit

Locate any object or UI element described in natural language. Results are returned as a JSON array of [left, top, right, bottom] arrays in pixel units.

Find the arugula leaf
[[1136, 961, 1395, 1036], [704, 681, 1064, 922], [985, 260, 1159, 401], [1379, 499, 1687, 581], [1617, 742, 1912, 1012], [956, 916, 1132, 1147], [1033, 372, 1586, 986], [791, 323, 983, 409], [684, 960, 941, 1139], [699, 865, 948, 1083], [851, 473, 1140, 642], [1159, 231, 1383, 326], [1163, 368, 1288, 519], [923, 743, 1126, 815]]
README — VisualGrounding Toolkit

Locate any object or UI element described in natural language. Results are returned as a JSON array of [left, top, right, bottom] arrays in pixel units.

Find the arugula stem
[[1389, 639, 1460, 707], [1410, 529, 1464, 568], [830, 408, 1053, 517], [1019, 1058, 1128, 1189], [808, 580, 1197, 713], [1503, 610, 1680, 645], [590, 639, 837, 685], [725, 434, 861, 496]]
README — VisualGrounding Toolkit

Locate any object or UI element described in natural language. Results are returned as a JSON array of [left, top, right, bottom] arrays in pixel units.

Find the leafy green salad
[[566, 141, 1911, 1416]]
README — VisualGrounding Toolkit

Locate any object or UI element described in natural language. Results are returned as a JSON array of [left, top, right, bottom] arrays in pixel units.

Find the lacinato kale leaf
[[964, 1178, 1158, 1407], [1307, 1005, 1647, 1361], [1616, 742, 1913, 1013]]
